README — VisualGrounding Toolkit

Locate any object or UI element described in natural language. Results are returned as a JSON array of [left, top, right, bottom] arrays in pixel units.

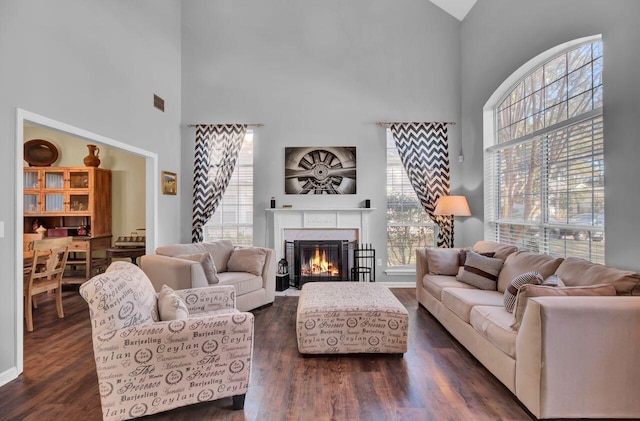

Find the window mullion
[[541, 133, 550, 255], [487, 108, 602, 153]]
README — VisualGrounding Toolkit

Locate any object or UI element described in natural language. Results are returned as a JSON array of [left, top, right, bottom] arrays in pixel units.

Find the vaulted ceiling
[[429, 0, 477, 21]]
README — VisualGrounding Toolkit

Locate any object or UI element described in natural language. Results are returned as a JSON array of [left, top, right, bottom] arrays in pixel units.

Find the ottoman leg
[[232, 394, 246, 410]]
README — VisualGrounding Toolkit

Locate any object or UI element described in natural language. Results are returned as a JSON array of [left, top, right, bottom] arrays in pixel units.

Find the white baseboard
[[0, 366, 20, 387]]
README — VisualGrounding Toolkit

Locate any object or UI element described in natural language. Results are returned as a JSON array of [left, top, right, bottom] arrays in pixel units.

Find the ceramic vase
[[84, 144, 101, 167]]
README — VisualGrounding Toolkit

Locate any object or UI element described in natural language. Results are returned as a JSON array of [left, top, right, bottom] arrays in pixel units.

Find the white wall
[[180, 0, 462, 281], [23, 125, 146, 238], [460, 0, 640, 271], [0, 0, 181, 379]]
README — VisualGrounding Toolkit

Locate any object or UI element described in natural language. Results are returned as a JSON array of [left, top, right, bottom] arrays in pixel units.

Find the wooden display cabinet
[[24, 166, 112, 283]]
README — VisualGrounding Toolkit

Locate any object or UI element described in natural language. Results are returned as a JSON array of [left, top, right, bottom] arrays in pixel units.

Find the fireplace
[[286, 240, 355, 287], [284, 240, 376, 287]]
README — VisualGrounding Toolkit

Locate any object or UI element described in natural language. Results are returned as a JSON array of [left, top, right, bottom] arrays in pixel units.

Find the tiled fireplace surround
[[265, 208, 374, 266]]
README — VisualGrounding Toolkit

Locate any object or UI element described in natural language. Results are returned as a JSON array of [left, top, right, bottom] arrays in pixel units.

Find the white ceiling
[[429, 0, 477, 21]]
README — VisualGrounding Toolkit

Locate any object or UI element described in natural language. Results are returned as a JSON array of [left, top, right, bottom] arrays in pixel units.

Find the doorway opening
[[14, 108, 158, 376]]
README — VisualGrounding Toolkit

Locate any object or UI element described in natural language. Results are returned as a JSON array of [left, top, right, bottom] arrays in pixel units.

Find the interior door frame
[[14, 108, 159, 374]]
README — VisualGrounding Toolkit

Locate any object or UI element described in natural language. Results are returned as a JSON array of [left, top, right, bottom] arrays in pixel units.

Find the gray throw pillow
[[542, 274, 565, 287], [459, 249, 495, 266], [426, 248, 460, 276], [157, 284, 189, 321], [503, 271, 542, 313], [227, 247, 267, 276], [456, 251, 504, 290], [174, 252, 219, 284]]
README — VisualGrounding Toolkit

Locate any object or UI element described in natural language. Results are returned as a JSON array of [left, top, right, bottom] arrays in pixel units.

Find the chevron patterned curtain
[[389, 122, 453, 248], [192, 124, 247, 242]]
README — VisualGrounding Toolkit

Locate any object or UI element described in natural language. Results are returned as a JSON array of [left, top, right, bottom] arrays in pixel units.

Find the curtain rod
[[376, 121, 456, 127], [187, 123, 264, 128]]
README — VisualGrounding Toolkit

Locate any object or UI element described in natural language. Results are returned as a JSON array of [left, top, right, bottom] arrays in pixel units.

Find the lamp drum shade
[[434, 196, 471, 216]]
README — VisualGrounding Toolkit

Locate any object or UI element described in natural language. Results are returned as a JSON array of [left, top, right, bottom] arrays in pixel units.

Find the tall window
[[204, 131, 253, 245], [386, 130, 436, 268], [486, 38, 604, 263]]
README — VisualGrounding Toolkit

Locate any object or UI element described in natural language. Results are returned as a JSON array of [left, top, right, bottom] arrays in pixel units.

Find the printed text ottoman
[[296, 282, 408, 355]]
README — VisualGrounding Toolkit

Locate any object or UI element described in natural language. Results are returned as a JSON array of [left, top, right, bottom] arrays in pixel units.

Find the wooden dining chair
[[23, 233, 43, 253], [23, 236, 72, 332]]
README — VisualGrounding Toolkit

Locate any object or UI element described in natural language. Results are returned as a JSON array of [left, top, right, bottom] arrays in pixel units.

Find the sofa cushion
[[157, 285, 189, 321], [174, 252, 219, 284], [441, 288, 504, 323], [470, 305, 517, 358], [423, 274, 476, 301], [426, 248, 461, 276], [504, 271, 542, 313], [496, 250, 564, 293], [457, 251, 504, 290], [227, 247, 267, 276], [217, 272, 263, 296], [155, 239, 234, 273], [511, 283, 617, 329], [473, 241, 518, 261], [556, 257, 640, 295]]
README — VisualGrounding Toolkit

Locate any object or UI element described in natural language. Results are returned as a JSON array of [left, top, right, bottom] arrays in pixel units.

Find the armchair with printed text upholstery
[[80, 261, 254, 421]]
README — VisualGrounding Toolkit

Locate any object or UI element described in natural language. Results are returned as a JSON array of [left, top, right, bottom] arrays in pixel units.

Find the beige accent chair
[[80, 261, 254, 420], [141, 240, 275, 311], [23, 236, 72, 332]]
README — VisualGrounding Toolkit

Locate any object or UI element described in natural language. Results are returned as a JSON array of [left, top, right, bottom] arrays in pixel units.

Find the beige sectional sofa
[[416, 241, 640, 419], [141, 240, 275, 312]]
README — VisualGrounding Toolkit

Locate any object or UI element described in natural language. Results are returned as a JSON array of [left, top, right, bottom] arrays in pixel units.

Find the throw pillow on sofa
[[426, 248, 460, 276], [510, 283, 617, 329], [504, 271, 543, 313], [158, 284, 189, 321], [227, 247, 267, 276], [456, 251, 504, 290], [174, 252, 219, 284], [459, 249, 495, 266], [472, 241, 518, 261], [542, 274, 565, 287]]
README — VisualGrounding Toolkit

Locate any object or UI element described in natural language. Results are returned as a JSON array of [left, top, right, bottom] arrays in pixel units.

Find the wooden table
[[23, 235, 111, 284], [106, 247, 146, 266], [64, 235, 112, 284]]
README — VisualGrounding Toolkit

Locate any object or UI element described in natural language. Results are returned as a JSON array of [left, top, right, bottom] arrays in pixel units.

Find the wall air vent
[[153, 94, 165, 112]]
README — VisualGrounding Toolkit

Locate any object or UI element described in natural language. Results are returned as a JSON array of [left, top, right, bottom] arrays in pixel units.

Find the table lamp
[[433, 195, 471, 247]]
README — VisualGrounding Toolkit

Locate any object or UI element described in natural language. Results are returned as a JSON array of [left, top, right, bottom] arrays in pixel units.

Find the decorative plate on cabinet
[[24, 139, 59, 166]]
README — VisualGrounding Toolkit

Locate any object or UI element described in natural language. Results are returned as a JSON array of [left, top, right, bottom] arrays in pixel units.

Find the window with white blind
[[386, 130, 436, 268], [486, 38, 604, 263], [204, 131, 253, 245]]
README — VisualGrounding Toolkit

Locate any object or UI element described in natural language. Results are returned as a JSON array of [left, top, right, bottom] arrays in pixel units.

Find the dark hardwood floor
[[0, 288, 536, 420]]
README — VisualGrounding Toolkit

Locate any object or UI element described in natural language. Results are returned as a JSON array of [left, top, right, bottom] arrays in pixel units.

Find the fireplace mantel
[[266, 208, 375, 263]]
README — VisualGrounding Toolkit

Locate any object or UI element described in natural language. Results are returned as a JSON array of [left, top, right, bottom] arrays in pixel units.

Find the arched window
[[484, 36, 604, 263]]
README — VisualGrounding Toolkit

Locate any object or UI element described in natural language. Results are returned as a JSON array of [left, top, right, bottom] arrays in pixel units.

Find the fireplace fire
[[301, 248, 340, 277]]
